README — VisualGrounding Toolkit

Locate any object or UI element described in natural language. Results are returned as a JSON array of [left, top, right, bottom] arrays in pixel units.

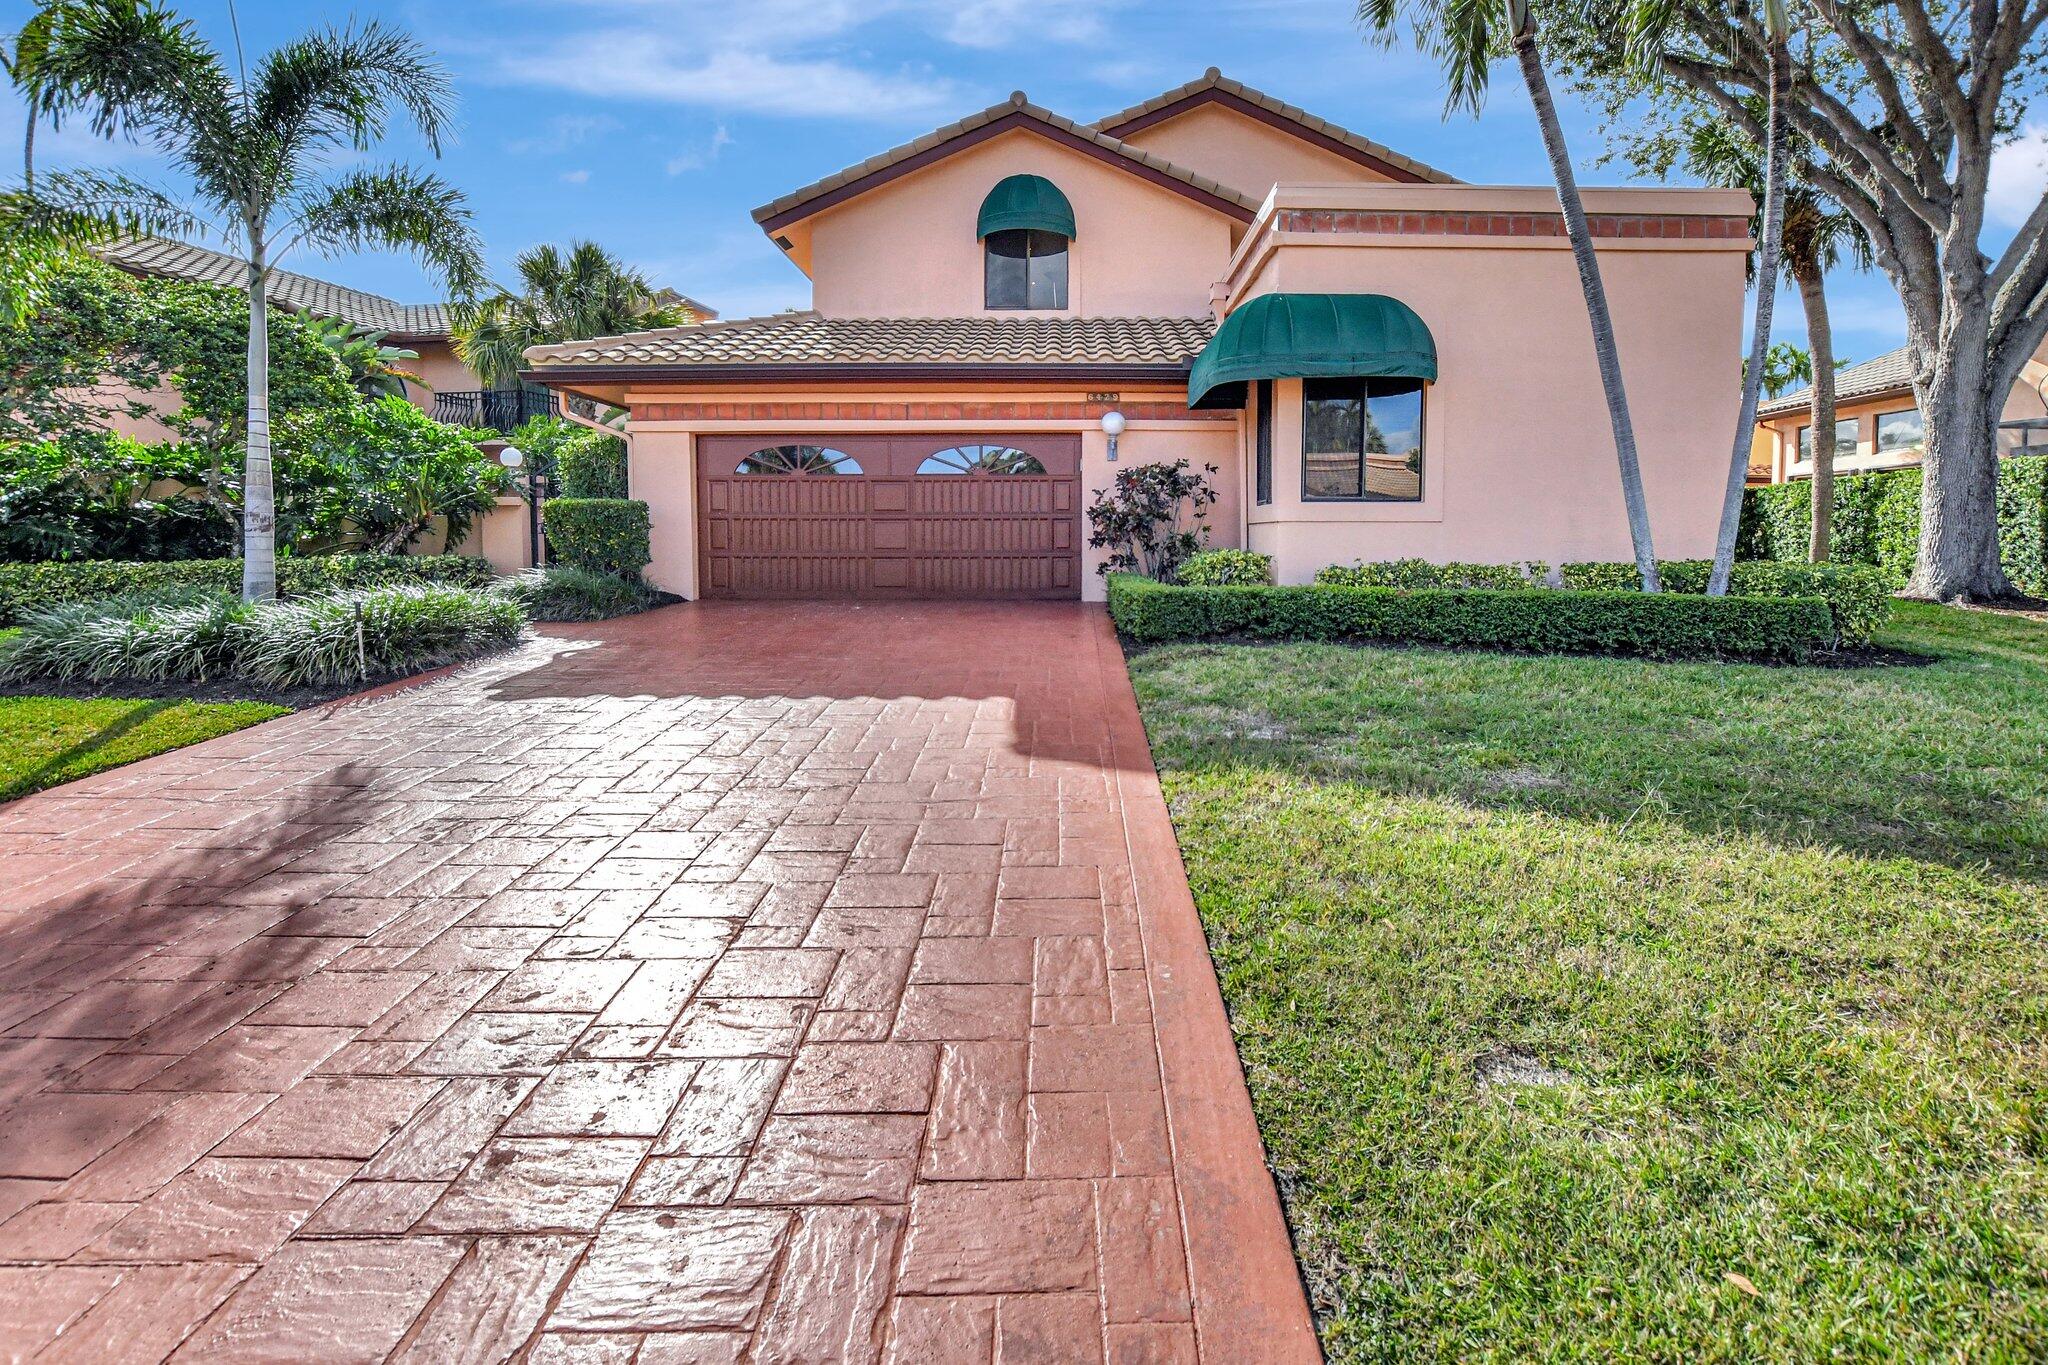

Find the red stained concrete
[[0, 602, 1316, 1363]]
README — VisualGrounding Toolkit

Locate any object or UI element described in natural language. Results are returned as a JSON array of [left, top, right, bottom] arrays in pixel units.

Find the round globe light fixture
[[1099, 410, 1126, 462], [498, 445, 525, 469]]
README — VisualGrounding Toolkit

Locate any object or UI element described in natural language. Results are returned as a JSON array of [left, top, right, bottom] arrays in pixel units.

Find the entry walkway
[[0, 602, 1315, 1363]]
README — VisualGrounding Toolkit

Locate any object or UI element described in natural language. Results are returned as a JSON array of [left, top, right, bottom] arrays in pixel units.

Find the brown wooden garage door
[[697, 434, 1081, 599]]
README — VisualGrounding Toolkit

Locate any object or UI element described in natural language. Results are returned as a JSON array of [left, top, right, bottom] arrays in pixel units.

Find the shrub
[[236, 586, 525, 688], [556, 429, 629, 499], [1738, 455, 2048, 595], [1085, 460, 1219, 580], [1178, 549, 1273, 586], [1558, 559, 1891, 644], [545, 499, 650, 578], [275, 395, 507, 553], [2, 589, 250, 683], [0, 553, 494, 625], [1316, 558, 1546, 590], [496, 566, 660, 621], [1107, 574, 1834, 662]]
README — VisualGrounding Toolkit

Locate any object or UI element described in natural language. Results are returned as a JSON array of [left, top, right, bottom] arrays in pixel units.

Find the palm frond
[[251, 20, 456, 160], [0, 168, 203, 324], [7, 0, 227, 152], [283, 165, 486, 302]]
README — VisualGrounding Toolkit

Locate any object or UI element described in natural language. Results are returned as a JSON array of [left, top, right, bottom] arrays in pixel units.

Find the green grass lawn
[[0, 694, 288, 800], [1129, 602, 2048, 1362]]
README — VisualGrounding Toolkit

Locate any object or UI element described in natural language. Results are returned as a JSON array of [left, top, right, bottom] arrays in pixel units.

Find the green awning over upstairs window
[[976, 175, 1077, 240], [1188, 292, 1438, 408]]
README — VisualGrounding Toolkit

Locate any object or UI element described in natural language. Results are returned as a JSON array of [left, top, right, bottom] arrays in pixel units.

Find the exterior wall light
[[1100, 410, 1126, 462]]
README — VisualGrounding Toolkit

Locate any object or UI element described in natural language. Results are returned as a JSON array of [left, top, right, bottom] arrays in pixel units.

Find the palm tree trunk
[[1512, 27, 1661, 591], [1797, 262, 1838, 562], [241, 229, 277, 602], [23, 115, 36, 191], [1708, 38, 1790, 596]]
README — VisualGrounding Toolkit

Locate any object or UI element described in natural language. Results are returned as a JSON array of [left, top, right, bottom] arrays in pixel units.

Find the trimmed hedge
[[1107, 574, 1836, 662], [1178, 549, 1273, 586], [544, 499, 650, 578], [556, 429, 629, 500], [0, 553, 494, 625], [1557, 559, 1891, 645], [1316, 557, 1547, 590], [1738, 455, 2048, 595]]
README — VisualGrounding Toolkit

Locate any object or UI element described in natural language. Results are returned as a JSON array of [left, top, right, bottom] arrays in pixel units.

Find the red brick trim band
[[638, 400, 1228, 422], [1278, 208, 1751, 239]]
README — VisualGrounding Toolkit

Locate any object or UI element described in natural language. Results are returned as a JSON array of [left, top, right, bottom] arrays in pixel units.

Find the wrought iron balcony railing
[[430, 385, 560, 434]]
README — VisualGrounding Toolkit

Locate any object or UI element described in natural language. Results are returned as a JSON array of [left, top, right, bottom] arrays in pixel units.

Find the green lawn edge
[[0, 694, 290, 801]]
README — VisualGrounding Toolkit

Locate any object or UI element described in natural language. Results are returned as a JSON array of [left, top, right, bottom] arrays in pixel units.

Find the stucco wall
[[804, 130, 1237, 319], [1238, 236, 1745, 577], [1111, 102, 1397, 199], [403, 339, 483, 410]]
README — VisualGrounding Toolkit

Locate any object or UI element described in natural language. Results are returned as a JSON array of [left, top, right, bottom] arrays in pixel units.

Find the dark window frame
[[1299, 376, 1426, 504], [1796, 418, 1858, 461], [1254, 379, 1273, 505], [1875, 406, 1924, 455], [983, 228, 1070, 311]]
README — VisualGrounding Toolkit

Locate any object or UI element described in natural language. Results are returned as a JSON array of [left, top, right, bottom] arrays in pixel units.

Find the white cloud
[[942, 0, 1113, 49], [667, 123, 735, 176], [506, 114, 622, 156], [1988, 123, 2048, 228], [560, 168, 592, 184], [496, 37, 953, 120]]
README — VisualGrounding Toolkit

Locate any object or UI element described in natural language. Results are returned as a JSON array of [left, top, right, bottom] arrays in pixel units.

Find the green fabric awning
[[976, 175, 1077, 240], [1188, 292, 1438, 409]]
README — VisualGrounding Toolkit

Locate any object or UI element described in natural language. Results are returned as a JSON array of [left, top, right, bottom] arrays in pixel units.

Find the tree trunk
[[1708, 38, 1789, 596], [23, 115, 36, 191], [241, 234, 277, 602], [1797, 262, 1838, 562], [1513, 27, 1661, 591], [1906, 300, 2011, 600]]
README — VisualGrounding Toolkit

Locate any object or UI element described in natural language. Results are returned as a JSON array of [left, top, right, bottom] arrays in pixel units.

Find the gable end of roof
[[1091, 68, 1459, 186], [751, 95, 1260, 235]]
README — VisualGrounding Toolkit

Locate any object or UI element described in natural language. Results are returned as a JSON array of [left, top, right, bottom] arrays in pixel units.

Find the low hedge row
[[1107, 574, 1836, 661], [546, 499, 651, 579], [1738, 455, 2048, 595], [1316, 558, 1547, 591], [1555, 559, 1890, 645], [0, 553, 494, 625]]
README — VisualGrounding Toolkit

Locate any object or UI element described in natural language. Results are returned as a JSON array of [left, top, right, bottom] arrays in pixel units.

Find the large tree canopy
[[1551, 0, 2048, 599]]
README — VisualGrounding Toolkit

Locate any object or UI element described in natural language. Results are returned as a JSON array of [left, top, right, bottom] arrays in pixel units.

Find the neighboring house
[[94, 238, 721, 434], [1753, 340, 2048, 485], [523, 69, 1752, 601]]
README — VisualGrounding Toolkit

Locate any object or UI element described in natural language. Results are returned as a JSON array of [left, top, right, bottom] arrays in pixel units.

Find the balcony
[[431, 385, 559, 434]]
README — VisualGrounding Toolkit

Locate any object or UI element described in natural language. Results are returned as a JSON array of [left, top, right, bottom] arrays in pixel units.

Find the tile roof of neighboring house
[[1757, 345, 1916, 417], [751, 94, 1261, 233], [95, 236, 455, 337], [1091, 68, 1460, 186], [522, 311, 1217, 373]]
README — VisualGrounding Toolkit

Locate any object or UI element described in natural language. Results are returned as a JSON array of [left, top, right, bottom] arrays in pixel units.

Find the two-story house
[[522, 70, 1753, 601]]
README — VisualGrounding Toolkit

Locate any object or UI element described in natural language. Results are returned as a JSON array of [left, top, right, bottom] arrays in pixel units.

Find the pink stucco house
[[523, 69, 1754, 601]]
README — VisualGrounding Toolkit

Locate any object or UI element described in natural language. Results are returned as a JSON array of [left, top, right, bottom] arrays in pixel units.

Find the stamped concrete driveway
[[0, 602, 1314, 1364]]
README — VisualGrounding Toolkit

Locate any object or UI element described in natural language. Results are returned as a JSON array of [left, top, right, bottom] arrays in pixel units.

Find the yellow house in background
[[1752, 341, 2048, 485]]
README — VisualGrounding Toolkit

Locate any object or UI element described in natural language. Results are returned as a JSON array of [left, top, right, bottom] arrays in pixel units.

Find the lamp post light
[[1100, 409, 1126, 462], [498, 444, 545, 568]]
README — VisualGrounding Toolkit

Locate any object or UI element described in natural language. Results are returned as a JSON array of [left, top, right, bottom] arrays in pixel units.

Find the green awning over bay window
[[976, 175, 1077, 240], [1188, 292, 1438, 408]]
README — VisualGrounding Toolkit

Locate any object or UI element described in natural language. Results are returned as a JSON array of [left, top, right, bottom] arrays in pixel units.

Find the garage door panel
[[698, 434, 1082, 600]]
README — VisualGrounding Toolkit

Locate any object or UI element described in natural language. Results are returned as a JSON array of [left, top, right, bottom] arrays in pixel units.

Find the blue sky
[[7, 0, 2047, 367]]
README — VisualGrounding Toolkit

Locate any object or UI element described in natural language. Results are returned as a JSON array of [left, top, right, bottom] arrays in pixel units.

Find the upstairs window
[[984, 229, 1068, 310]]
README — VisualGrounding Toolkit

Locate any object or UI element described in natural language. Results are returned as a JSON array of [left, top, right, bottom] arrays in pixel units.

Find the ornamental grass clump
[[0, 590, 248, 682], [236, 585, 524, 688], [495, 566, 659, 622]]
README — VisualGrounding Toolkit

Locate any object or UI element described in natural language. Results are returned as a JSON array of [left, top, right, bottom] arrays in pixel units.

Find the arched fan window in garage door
[[735, 445, 864, 475], [915, 444, 1048, 475]]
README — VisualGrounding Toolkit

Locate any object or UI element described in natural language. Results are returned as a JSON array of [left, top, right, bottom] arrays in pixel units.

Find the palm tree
[[1359, 0, 1661, 590], [1693, 0, 1792, 596], [6, 0, 485, 600], [1686, 114, 1868, 561], [454, 241, 695, 391], [298, 311, 423, 400]]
